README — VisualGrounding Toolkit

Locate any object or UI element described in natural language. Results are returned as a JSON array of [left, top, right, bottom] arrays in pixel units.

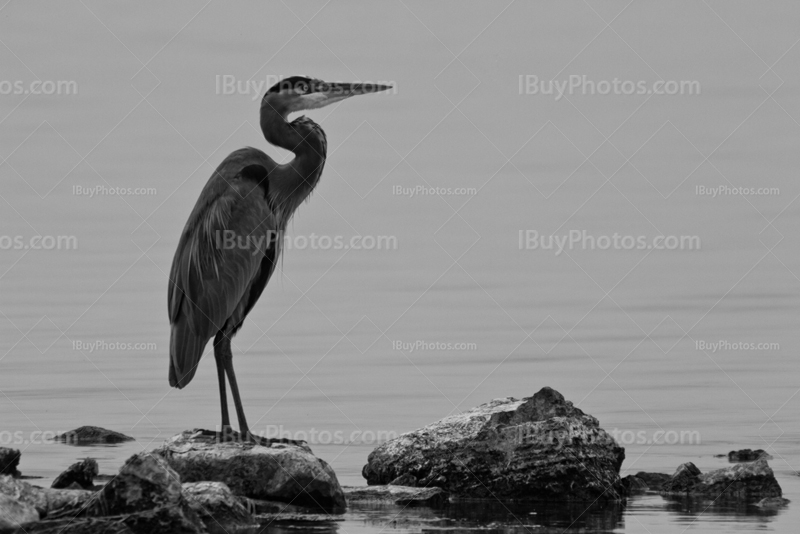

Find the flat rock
[[0, 493, 40, 530], [53, 427, 134, 445], [0, 475, 93, 519], [727, 449, 772, 462], [0, 448, 21, 478], [152, 429, 346, 510], [343, 485, 447, 506], [182, 481, 253, 528], [755, 496, 790, 508], [362, 387, 626, 501], [52, 459, 98, 490], [661, 459, 782, 500]]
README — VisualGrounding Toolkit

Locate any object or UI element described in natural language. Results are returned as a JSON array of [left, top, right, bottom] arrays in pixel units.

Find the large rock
[[0, 493, 39, 530], [661, 459, 782, 500], [52, 459, 98, 490], [362, 387, 626, 501], [0, 448, 21, 478], [53, 426, 134, 445], [152, 429, 346, 510]]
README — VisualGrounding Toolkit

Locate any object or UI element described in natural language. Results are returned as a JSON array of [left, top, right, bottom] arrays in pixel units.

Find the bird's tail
[[169, 318, 209, 389]]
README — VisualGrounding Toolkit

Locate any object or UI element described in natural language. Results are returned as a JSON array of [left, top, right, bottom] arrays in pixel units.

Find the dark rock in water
[[152, 429, 346, 510], [343, 485, 447, 506], [0, 493, 39, 530], [52, 459, 99, 490], [0, 475, 93, 519], [182, 481, 254, 528], [632, 471, 671, 490], [0, 448, 21, 478], [362, 387, 626, 501], [728, 448, 772, 462], [661, 459, 782, 500], [53, 427, 134, 445]]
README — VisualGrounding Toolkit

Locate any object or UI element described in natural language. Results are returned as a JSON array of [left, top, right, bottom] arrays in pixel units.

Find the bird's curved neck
[[260, 106, 326, 220]]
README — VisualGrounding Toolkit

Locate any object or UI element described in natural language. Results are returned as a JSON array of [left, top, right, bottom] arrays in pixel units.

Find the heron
[[168, 76, 391, 441]]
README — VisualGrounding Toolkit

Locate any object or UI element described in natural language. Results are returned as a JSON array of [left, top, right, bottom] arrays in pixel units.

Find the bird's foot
[[243, 430, 310, 451]]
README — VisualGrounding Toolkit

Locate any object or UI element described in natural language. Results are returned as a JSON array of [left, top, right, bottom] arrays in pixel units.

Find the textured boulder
[[0, 493, 39, 530], [0, 475, 93, 519], [152, 429, 346, 510], [0, 448, 21, 478], [661, 459, 781, 500], [53, 426, 134, 445], [52, 459, 99, 490], [182, 481, 254, 528], [362, 387, 626, 501], [728, 449, 772, 462], [343, 485, 447, 506]]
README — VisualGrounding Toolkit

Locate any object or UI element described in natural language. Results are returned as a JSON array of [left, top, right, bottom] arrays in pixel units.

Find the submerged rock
[[0, 448, 21, 478], [755, 496, 790, 508], [362, 387, 626, 501], [661, 459, 782, 500], [343, 485, 447, 506], [152, 429, 346, 510], [51, 459, 99, 490], [53, 426, 134, 445], [182, 481, 254, 528], [727, 449, 772, 462], [0, 493, 39, 530]]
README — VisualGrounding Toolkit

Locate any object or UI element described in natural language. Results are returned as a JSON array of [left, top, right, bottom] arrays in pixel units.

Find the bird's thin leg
[[213, 332, 232, 440], [218, 334, 252, 441]]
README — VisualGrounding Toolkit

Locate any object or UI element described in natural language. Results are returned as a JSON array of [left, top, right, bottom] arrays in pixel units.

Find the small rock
[[728, 449, 772, 462], [0, 447, 21, 478], [362, 387, 626, 501], [633, 472, 671, 490], [0, 493, 40, 530], [343, 485, 447, 506], [182, 481, 253, 528], [53, 426, 134, 445], [152, 429, 346, 510], [661, 458, 782, 500], [755, 496, 790, 508], [52, 459, 98, 490]]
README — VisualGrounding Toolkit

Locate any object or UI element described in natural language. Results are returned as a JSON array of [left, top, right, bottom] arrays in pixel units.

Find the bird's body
[[167, 77, 389, 439]]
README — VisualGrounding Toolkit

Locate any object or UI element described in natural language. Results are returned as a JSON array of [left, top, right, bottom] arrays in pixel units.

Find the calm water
[[1, 1, 799, 532]]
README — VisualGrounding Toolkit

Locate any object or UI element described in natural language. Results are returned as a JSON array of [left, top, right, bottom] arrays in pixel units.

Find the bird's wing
[[168, 170, 277, 345]]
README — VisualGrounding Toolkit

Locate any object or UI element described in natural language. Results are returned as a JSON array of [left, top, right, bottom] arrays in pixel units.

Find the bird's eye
[[297, 82, 308, 93]]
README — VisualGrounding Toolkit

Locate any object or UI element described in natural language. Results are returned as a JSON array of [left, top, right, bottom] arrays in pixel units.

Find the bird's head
[[261, 76, 392, 120]]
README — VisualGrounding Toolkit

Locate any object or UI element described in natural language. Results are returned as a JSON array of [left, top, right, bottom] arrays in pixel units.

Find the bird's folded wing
[[168, 182, 275, 340]]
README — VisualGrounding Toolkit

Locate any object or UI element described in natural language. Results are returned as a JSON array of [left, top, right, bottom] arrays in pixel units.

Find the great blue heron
[[168, 76, 391, 441]]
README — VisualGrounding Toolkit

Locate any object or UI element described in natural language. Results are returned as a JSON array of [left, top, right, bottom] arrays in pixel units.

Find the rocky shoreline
[[0, 387, 789, 533]]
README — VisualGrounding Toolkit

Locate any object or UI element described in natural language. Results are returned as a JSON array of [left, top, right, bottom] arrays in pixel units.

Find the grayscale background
[[0, 2, 797, 531]]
